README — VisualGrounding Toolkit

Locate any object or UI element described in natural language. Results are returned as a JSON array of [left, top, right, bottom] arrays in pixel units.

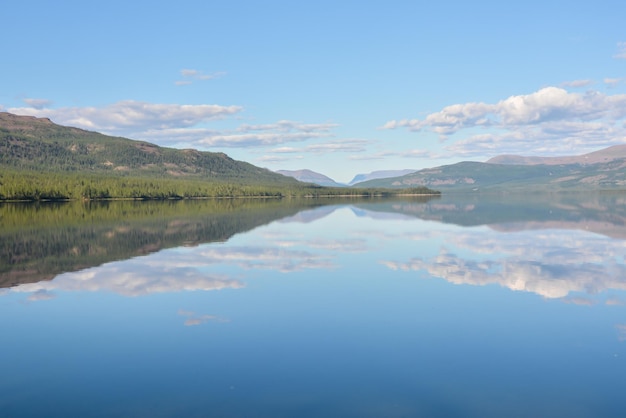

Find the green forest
[[0, 112, 438, 201], [0, 168, 437, 201]]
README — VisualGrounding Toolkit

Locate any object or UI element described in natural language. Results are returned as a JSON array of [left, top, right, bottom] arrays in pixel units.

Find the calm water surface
[[1, 194, 626, 417]]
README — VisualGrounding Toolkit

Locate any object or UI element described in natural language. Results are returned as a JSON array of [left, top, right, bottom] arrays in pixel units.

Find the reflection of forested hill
[[0, 199, 337, 288], [353, 193, 626, 238]]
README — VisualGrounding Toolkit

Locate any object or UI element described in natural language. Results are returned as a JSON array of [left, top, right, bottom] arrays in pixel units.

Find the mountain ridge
[[0, 112, 438, 200], [486, 145, 626, 166], [274, 168, 419, 187], [354, 147, 626, 191], [348, 169, 416, 185], [0, 111, 298, 184], [275, 169, 345, 187]]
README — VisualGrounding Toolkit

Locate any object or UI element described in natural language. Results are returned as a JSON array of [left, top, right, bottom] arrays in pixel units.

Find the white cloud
[[614, 42, 626, 60], [134, 127, 220, 144], [237, 120, 338, 133], [604, 78, 622, 88], [386, 87, 626, 132], [384, 86, 626, 157], [348, 152, 393, 161], [130, 120, 343, 149], [22, 98, 53, 109], [181, 69, 201, 77], [258, 154, 304, 162], [176, 69, 226, 85], [269, 147, 301, 153], [261, 139, 370, 157], [382, 101, 494, 135], [199, 131, 331, 147], [189, 120, 339, 148], [8, 99, 342, 151], [349, 149, 434, 161], [562, 297, 595, 306], [560, 79, 594, 88], [304, 139, 369, 153], [447, 120, 625, 157], [497, 87, 584, 124], [9, 100, 242, 134], [399, 149, 432, 158]]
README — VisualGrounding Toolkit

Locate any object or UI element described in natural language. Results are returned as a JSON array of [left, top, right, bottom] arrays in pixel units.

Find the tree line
[[0, 169, 438, 201]]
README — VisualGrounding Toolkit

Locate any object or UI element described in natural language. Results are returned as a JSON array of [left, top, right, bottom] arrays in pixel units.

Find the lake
[[1, 194, 626, 417]]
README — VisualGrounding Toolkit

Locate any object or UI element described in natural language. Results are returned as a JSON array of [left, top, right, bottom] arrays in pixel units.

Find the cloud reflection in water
[[196, 246, 336, 272], [8, 241, 339, 299], [10, 256, 244, 298], [382, 228, 626, 299], [7, 202, 626, 308], [178, 310, 228, 326]]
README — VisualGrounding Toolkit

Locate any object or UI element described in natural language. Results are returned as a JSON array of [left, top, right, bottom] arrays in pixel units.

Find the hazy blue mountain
[[349, 169, 416, 185], [276, 169, 345, 187]]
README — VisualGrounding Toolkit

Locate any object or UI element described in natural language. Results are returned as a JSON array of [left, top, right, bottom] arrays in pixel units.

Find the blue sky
[[2, 0, 625, 183]]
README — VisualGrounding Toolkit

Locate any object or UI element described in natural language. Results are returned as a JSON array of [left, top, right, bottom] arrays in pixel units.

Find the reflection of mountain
[[0, 199, 341, 288], [279, 205, 341, 223], [354, 193, 626, 238], [279, 196, 440, 224], [349, 169, 417, 185], [8, 229, 337, 298]]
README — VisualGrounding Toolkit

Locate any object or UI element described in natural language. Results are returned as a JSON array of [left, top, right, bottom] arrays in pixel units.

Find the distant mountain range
[[278, 145, 626, 191], [276, 169, 418, 187], [4, 110, 625, 195], [354, 145, 626, 191], [275, 169, 345, 187], [486, 145, 626, 166], [348, 169, 416, 185]]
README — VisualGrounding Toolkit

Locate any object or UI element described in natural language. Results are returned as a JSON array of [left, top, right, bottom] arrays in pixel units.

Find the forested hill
[[0, 112, 296, 184], [355, 157, 626, 191], [0, 112, 439, 200]]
